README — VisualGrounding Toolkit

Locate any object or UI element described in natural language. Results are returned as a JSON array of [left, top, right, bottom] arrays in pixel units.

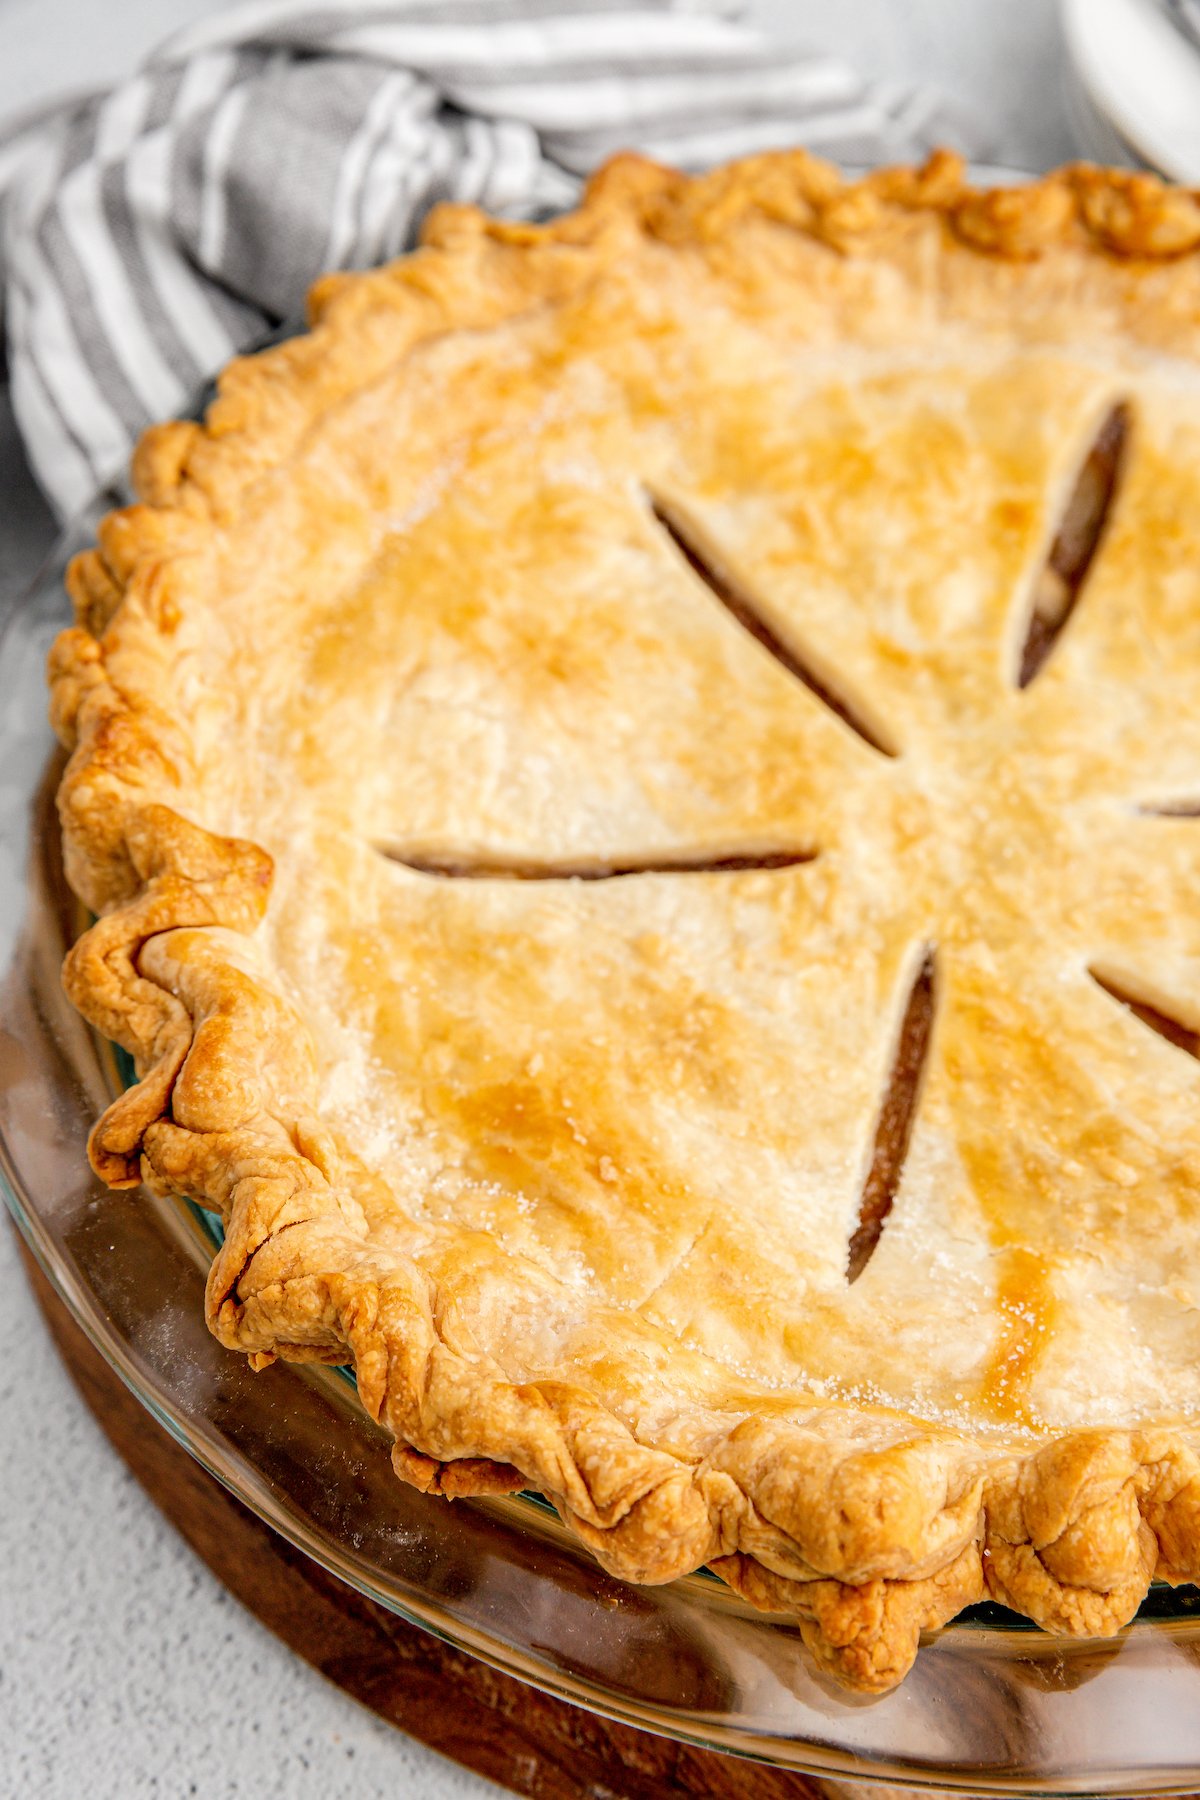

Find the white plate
[[1062, 0, 1200, 182]]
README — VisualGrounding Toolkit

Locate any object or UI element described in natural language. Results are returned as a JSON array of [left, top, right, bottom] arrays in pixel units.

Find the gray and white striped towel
[[0, 0, 981, 519]]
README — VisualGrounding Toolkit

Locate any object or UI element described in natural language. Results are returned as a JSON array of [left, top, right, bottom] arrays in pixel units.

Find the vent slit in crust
[[647, 493, 899, 757], [1017, 403, 1129, 688], [1089, 965, 1200, 1059], [1137, 801, 1200, 818], [847, 950, 937, 1283], [372, 845, 818, 879]]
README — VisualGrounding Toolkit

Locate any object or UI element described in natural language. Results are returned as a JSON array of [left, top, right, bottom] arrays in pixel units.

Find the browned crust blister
[[49, 149, 1200, 1690]]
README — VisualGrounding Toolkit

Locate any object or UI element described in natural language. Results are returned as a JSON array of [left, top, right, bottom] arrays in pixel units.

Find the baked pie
[[49, 148, 1200, 1691]]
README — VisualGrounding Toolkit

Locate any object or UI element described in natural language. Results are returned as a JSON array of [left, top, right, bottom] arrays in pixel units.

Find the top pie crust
[[49, 148, 1200, 1690]]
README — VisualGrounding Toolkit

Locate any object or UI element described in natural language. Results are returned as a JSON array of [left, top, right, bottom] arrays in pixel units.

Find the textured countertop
[[0, 3, 1082, 1794]]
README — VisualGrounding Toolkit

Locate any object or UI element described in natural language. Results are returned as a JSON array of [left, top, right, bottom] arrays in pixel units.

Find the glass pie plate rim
[[8, 506, 1200, 1798]]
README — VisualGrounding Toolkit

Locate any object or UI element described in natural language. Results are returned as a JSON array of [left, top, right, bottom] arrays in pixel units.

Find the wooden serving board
[[19, 1235, 886, 1799]]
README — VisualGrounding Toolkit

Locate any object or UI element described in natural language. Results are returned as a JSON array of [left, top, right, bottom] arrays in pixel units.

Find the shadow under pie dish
[[47, 146, 1200, 1696]]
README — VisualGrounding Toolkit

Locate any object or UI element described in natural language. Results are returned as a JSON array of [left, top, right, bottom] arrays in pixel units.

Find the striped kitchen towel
[[0, 0, 980, 519]]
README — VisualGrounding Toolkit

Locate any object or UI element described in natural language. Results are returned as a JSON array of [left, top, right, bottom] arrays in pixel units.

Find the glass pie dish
[[7, 509, 1200, 1795]]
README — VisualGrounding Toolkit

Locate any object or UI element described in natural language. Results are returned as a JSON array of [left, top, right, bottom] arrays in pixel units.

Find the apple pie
[[49, 148, 1200, 1690]]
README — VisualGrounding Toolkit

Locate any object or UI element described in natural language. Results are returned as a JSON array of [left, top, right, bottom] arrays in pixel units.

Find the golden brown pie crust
[[49, 149, 1200, 1691]]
